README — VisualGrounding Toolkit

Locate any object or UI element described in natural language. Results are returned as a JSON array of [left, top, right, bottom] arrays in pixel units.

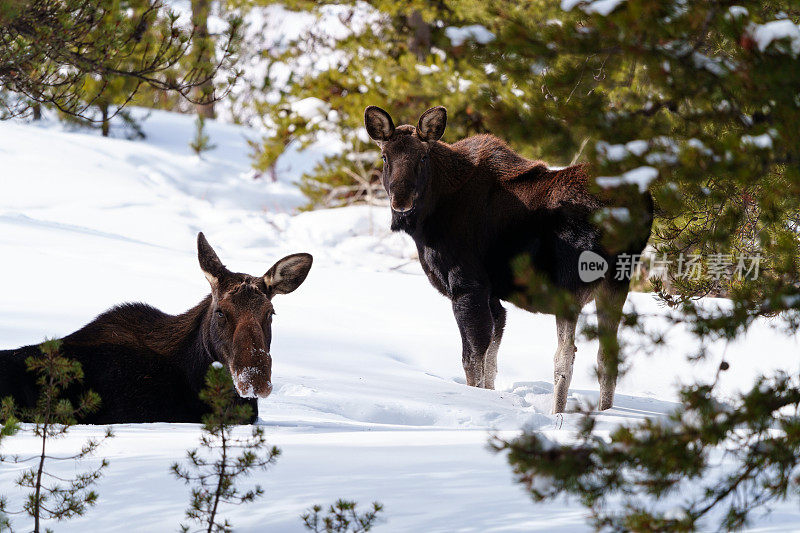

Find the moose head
[[364, 105, 447, 226], [197, 232, 312, 399]]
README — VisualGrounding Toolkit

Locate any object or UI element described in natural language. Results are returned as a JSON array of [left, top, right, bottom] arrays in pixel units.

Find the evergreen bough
[[0, 0, 242, 121]]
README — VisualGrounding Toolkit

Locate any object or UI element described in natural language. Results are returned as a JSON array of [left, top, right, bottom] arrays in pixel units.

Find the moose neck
[[185, 296, 220, 390], [428, 141, 474, 195]]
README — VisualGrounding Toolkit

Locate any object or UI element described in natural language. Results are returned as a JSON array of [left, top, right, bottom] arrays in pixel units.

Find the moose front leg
[[452, 290, 493, 388]]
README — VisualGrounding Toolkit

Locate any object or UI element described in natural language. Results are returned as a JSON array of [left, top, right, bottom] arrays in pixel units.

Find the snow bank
[[562, 0, 626, 16], [596, 165, 659, 192], [749, 19, 800, 56]]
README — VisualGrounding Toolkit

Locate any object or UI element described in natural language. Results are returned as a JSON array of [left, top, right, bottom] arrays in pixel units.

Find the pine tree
[[190, 0, 217, 119], [459, 0, 800, 529], [61, 0, 162, 137], [0, 339, 112, 533], [171, 362, 280, 533], [190, 115, 218, 156], [302, 500, 384, 533]]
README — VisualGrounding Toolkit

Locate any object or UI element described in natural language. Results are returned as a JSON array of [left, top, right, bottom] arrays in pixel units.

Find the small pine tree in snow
[[190, 114, 217, 157], [0, 339, 111, 533], [302, 500, 384, 533], [172, 362, 280, 533]]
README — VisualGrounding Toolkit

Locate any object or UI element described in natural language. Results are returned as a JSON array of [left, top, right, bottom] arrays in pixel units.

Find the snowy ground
[[1, 111, 799, 531]]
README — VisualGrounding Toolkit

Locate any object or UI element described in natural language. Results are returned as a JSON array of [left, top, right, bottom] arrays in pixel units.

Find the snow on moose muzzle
[[232, 365, 273, 398]]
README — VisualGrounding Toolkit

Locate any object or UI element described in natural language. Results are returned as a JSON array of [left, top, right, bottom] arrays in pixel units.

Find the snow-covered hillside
[[1, 111, 799, 531]]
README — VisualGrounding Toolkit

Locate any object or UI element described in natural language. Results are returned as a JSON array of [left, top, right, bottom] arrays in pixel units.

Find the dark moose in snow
[[0, 233, 312, 424], [364, 105, 653, 413]]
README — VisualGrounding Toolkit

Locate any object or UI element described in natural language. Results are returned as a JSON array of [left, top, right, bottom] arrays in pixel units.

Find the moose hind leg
[[452, 291, 493, 388], [552, 315, 578, 414], [596, 279, 629, 411], [483, 299, 506, 390]]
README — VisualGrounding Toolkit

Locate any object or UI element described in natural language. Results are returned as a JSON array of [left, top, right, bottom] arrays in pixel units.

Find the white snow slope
[[1, 111, 799, 532]]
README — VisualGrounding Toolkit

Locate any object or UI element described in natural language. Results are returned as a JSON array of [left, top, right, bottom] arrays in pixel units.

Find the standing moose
[[0, 233, 313, 424], [364, 105, 652, 413]]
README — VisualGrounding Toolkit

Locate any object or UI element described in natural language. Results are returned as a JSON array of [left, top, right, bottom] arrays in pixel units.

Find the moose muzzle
[[231, 323, 273, 398]]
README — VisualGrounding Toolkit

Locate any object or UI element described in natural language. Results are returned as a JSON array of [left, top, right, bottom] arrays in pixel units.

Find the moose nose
[[391, 202, 414, 213]]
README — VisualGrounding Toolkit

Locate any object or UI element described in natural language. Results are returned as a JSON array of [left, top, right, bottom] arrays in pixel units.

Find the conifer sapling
[[0, 339, 111, 533], [190, 115, 217, 157], [172, 361, 280, 533]]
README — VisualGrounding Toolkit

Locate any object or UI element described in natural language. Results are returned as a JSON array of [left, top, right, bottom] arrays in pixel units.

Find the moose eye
[[421, 154, 427, 163], [215, 309, 225, 320], [381, 154, 386, 163]]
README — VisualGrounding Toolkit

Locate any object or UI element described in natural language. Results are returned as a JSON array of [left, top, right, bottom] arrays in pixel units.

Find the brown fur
[[365, 105, 653, 413], [65, 298, 209, 356]]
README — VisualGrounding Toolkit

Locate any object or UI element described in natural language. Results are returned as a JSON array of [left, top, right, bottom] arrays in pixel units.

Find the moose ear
[[197, 232, 228, 289], [364, 106, 395, 142], [417, 106, 447, 142], [264, 253, 313, 296]]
